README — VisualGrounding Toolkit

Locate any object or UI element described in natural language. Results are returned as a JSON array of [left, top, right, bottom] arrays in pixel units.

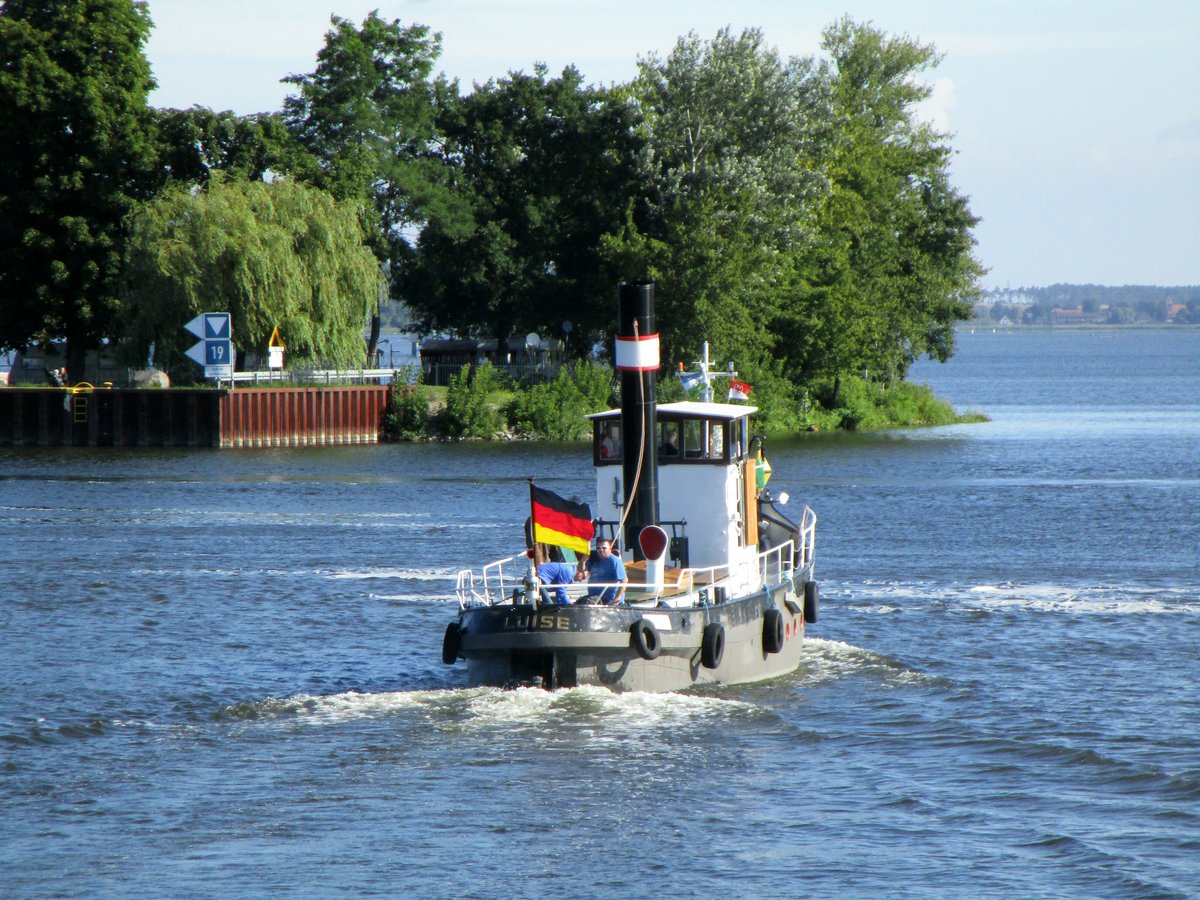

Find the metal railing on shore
[[230, 368, 406, 386]]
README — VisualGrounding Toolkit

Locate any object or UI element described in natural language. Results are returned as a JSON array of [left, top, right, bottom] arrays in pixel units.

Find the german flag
[[530, 484, 594, 555]]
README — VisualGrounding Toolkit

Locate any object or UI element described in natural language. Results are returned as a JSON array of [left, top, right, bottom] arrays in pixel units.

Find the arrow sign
[[183, 312, 233, 378], [185, 340, 208, 366]]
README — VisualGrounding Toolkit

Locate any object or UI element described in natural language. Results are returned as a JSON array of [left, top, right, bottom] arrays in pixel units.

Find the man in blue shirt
[[585, 538, 628, 604], [536, 561, 579, 605]]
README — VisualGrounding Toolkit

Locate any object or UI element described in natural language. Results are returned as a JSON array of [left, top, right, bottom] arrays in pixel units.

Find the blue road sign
[[184, 312, 234, 378], [205, 339, 232, 366], [203, 314, 230, 340]]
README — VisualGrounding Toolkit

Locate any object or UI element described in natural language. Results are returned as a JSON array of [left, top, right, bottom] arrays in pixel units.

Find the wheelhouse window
[[664, 418, 732, 464], [594, 420, 622, 465]]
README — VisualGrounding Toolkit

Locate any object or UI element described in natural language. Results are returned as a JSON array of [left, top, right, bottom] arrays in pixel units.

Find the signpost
[[184, 313, 233, 380]]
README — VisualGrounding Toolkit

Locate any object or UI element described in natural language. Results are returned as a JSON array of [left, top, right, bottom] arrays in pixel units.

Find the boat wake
[[961, 583, 1199, 615], [796, 638, 944, 688], [216, 684, 758, 732], [837, 579, 1199, 616]]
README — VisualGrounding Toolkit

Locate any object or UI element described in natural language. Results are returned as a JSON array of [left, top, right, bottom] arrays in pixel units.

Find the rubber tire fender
[[803, 581, 819, 624], [630, 618, 662, 661], [762, 608, 785, 655], [442, 622, 462, 664], [701, 622, 725, 670]]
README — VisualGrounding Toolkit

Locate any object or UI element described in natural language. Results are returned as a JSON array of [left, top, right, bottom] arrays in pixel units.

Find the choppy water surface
[[2, 329, 1197, 897]]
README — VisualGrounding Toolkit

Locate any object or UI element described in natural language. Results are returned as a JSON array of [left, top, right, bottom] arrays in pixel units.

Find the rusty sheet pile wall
[[0, 387, 390, 448], [221, 387, 389, 448]]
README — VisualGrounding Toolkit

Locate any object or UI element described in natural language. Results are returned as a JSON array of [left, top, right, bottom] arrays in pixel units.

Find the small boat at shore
[[442, 282, 819, 692]]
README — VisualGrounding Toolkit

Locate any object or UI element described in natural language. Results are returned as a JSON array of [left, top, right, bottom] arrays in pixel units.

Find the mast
[[616, 282, 659, 559]]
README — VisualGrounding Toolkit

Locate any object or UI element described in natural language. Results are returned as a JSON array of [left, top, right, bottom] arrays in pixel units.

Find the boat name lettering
[[501, 613, 572, 631]]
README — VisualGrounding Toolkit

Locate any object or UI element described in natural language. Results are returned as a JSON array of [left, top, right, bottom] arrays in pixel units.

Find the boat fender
[[701, 622, 725, 669], [630, 619, 662, 661], [442, 622, 462, 665], [803, 581, 819, 624], [762, 608, 785, 654]]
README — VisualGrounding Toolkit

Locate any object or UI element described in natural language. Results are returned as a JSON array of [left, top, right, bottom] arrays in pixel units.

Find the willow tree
[[0, 0, 157, 381], [119, 177, 381, 377]]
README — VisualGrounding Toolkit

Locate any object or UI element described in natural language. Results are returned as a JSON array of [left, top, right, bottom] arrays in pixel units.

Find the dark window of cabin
[[594, 420, 622, 465]]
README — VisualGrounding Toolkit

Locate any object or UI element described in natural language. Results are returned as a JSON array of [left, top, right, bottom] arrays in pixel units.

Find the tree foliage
[[403, 65, 645, 355], [119, 177, 381, 375], [615, 28, 831, 370], [0, 0, 157, 379], [152, 106, 295, 187], [781, 19, 983, 391], [282, 12, 455, 358]]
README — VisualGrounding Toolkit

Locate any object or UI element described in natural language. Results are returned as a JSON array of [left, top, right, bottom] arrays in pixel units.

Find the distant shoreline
[[961, 323, 1198, 332]]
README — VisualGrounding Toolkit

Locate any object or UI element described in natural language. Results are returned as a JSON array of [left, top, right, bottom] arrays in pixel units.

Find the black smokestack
[[616, 282, 659, 558]]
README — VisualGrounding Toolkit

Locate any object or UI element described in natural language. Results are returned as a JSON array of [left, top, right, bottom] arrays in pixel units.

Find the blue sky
[[143, 0, 1200, 289]]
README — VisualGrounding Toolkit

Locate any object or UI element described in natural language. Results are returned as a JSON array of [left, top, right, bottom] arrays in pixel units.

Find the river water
[[2, 329, 1197, 898]]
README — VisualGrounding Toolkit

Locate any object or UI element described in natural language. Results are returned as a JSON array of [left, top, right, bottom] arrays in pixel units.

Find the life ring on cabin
[[701, 622, 725, 669], [630, 619, 662, 660], [762, 608, 785, 654], [442, 622, 462, 664], [803, 581, 819, 624]]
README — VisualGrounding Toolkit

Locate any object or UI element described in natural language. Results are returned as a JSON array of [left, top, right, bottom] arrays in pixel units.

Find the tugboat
[[442, 282, 818, 692]]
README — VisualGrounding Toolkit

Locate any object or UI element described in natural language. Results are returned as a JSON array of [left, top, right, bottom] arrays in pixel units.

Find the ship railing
[[756, 541, 796, 588], [455, 552, 531, 608], [796, 505, 817, 570]]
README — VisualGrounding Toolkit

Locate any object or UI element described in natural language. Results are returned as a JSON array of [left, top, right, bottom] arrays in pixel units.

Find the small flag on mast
[[529, 484, 594, 555], [728, 380, 752, 401]]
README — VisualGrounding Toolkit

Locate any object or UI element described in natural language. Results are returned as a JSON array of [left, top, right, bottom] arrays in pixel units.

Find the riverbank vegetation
[[382, 362, 984, 441], [2, 2, 987, 433]]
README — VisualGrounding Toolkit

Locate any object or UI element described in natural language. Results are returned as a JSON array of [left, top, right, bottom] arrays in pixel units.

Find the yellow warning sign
[[269, 325, 285, 348]]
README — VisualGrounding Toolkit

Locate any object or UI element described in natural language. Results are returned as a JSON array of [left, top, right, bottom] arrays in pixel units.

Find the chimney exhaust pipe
[[615, 282, 659, 558]]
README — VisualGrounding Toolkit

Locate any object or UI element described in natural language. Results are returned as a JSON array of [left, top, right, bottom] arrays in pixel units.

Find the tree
[[404, 66, 644, 355], [782, 18, 982, 395], [282, 12, 451, 358], [119, 178, 381, 378], [620, 28, 831, 368], [0, 0, 157, 381], [153, 106, 295, 187]]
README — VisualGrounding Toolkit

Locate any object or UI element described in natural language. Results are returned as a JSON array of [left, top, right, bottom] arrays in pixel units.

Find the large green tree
[[404, 65, 644, 355], [0, 0, 157, 381], [781, 19, 983, 394], [119, 177, 381, 378], [282, 12, 451, 357], [619, 28, 831, 369]]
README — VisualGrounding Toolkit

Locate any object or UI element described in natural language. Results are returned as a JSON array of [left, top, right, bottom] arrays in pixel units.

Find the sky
[[142, 0, 1200, 290]]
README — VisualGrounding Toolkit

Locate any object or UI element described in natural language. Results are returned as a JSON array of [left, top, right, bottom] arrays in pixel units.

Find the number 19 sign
[[184, 313, 233, 380]]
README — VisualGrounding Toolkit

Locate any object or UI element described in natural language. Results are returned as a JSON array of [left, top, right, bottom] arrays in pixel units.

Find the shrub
[[507, 361, 614, 440], [382, 367, 428, 441], [437, 363, 505, 439], [808, 373, 986, 429]]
